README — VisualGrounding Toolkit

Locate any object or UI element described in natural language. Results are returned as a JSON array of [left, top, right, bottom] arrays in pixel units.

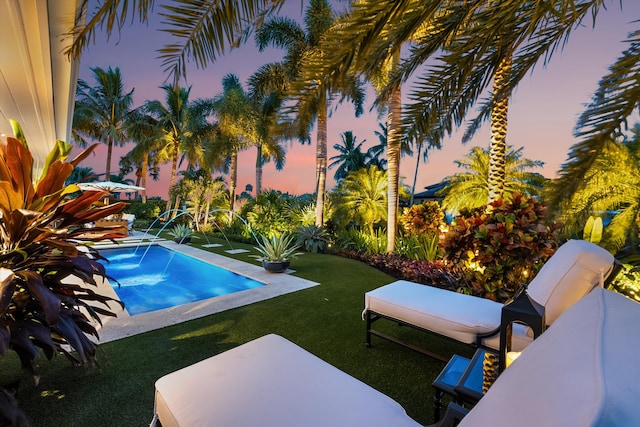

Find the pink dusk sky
[[76, 1, 640, 199]]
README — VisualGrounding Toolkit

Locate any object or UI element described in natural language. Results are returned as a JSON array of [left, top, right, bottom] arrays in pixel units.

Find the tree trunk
[[487, 54, 512, 206], [410, 140, 423, 206], [315, 96, 328, 227], [105, 137, 113, 180], [141, 153, 148, 204], [171, 195, 181, 220], [256, 142, 263, 195], [229, 150, 238, 217], [386, 50, 402, 253], [203, 200, 211, 227], [166, 143, 179, 215]]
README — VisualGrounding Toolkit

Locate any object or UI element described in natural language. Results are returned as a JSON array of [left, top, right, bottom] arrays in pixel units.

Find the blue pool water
[[99, 245, 264, 315]]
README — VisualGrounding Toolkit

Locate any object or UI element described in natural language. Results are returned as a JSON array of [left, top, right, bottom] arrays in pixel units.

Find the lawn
[[1, 236, 473, 426]]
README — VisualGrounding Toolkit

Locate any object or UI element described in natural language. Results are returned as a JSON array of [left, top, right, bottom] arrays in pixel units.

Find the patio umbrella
[[77, 181, 145, 193], [78, 181, 145, 203]]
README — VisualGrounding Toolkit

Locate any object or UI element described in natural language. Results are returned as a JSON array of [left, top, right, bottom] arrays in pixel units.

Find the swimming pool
[[99, 245, 264, 315]]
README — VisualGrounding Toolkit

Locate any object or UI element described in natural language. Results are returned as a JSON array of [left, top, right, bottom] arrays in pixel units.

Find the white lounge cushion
[[527, 239, 615, 324], [460, 287, 640, 427], [154, 334, 422, 427], [365, 280, 532, 350], [365, 280, 502, 344]]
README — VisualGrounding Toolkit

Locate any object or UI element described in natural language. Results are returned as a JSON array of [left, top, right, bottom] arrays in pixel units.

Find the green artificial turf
[[1, 236, 473, 426]]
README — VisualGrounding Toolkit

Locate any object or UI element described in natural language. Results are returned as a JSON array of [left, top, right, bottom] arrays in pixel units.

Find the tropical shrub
[[583, 216, 603, 243], [333, 166, 388, 237], [549, 131, 640, 255], [608, 263, 640, 302], [241, 190, 298, 236], [0, 133, 126, 385], [214, 218, 255, 244], [125, 198, 164, 221], [340, 251, 457, 289], [395, 232, 441, 261], [296, 225, 332, 253], [441, 194, 561, 301], [399, 201, 445, 235], [335, 227, 387, 254]]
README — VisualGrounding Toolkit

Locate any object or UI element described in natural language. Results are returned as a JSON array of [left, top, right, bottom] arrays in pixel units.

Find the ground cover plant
[[0, 237, 472, 426]]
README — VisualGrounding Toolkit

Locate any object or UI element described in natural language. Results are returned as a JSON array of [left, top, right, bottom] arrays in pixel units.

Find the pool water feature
[[99, 245, 264, 315]]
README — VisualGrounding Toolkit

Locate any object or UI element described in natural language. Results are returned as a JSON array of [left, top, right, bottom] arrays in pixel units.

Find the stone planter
[[174, 236, 191, 244], [262, 260, 290, 273]]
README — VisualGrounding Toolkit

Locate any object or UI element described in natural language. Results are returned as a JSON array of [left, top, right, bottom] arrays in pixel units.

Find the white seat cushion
[[460, 287, 640, 427], [365, 280, 502, 345], [154, 334, 422, 427]]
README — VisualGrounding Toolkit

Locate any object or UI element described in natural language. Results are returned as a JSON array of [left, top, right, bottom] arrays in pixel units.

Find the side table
[[431, 349, 497, 422], [431, 354, 470, 421]]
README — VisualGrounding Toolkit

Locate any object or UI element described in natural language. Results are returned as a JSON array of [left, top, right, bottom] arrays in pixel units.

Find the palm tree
[[145, 85, 215, 210], [367, 122, 388, 169], [119, 111, 164, 203], [247, 64, 292, 195], [336, 166, 388, 237], [256, 0, 364, 227], [550, 125, 640, 254], [439, 145, 546, 213], [328, 131, 367, 182], [73, 66, 136, 180], [68, 0, 285, 84], [207, 74, 257, 213]]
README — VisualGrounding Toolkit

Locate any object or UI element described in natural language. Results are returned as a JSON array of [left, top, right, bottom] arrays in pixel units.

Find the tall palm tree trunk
[[141, 153, 148, 204], [487, 54, 512, 206], [255, 142, 263, 195], [105, 137, 114, 180], [386, 51, 402, 253], [410, 140, 423, 206], [166, 144, 180, 214], [229, 150, 238, 215], [315, 98, 328, 227]]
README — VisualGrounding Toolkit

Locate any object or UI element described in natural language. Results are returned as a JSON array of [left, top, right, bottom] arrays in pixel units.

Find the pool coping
[[90, 237, 319, 343]]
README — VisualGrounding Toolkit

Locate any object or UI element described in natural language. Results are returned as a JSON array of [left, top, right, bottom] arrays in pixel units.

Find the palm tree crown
[[440, 145, 546, 213], [329, 131, 368, 182], [73, 66, 136, 180]]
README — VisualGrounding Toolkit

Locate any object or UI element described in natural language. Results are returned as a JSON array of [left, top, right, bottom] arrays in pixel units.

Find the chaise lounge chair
[[363, 239, 619, 360], [151, 334, 423, 427], [150, 288, 639, 427]]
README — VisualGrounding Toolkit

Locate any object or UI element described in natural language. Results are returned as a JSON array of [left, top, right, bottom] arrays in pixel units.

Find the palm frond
[[66, 0, 156, 59], [158, 0, 283, 82]]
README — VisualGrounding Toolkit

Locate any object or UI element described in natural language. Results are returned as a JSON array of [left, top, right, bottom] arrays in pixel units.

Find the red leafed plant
[[440, 194, 562, 301], [0, 128, 127, 384]]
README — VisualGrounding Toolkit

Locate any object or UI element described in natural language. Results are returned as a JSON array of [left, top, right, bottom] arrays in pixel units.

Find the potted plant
[[168, 223, 196, 244], [252, 233, 302, 273], [0, 124, 126, 418]]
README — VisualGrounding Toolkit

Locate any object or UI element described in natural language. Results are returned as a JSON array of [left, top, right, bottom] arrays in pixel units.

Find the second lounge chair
[[363, 239, 618, 360]]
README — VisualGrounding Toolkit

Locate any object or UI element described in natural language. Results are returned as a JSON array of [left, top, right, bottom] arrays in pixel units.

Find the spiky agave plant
[[0, 128, 127, 384]]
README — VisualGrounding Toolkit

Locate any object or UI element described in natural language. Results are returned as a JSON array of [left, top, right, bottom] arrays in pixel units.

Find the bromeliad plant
[[0, 128, 127, 384], [168, 223, 197, 243], [252, 233, 302, 263]]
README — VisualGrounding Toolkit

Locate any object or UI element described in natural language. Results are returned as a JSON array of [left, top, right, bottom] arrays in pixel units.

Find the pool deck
[[90, 233, 319, 343]]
